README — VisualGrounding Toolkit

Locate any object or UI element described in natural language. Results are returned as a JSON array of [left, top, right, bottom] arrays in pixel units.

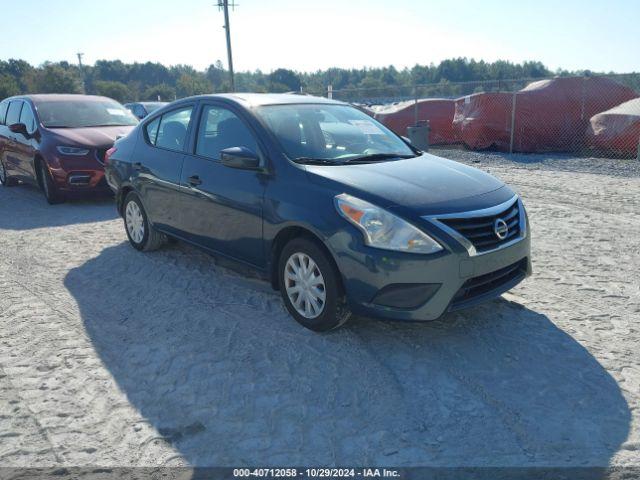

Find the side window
[[155, 106, 193, 152], [0, 101, 8, 125], [19, 103, 36, 133], [5, 101, 23, 126], [145, 116, 160, 145], [195, 105, 258, 160]]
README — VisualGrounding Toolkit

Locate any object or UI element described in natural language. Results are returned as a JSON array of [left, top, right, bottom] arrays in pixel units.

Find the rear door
[[134, 104, 195, 235], [178, 102, 267, 268]]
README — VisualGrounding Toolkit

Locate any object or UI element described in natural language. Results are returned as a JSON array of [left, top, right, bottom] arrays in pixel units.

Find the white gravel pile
[[0, 152, 638, 468]]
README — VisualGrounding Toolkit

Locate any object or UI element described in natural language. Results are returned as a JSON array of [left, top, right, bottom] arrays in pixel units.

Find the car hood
[[305, 153, 509, 214], [46, 125, 136, 148]]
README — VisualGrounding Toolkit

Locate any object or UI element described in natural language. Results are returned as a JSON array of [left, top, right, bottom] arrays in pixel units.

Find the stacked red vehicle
[[452, 77, 638, 154], [586, 98, 640, 157], [374, 98, 458, 146], [373, 76, 639, 157]]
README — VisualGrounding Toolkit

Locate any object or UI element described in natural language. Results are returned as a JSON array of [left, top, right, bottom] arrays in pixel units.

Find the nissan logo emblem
[[494, 218, 509, 240]]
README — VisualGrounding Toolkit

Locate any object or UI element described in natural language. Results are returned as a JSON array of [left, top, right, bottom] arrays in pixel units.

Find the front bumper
[[330, 208, 532, 321], [48, 151, 109, 191]]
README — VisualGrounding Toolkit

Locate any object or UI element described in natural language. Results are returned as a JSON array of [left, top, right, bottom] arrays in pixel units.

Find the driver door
[[14, 101, 38, 181], [178, 103, 267, 268], [2, 100, 25, 180]]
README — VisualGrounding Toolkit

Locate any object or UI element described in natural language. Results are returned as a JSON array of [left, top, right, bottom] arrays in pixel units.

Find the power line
[[217, 1, 237, 92]]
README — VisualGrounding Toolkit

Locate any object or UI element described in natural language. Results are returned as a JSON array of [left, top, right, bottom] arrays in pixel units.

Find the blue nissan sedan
[[104, 93, 531, 331]]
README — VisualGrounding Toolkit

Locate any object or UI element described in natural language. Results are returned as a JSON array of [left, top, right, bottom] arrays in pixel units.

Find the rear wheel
[[0, 160, 17, 187], [123, 192, 166, 251], [39, 161, 64, 204], [278, 237, 351, 332]]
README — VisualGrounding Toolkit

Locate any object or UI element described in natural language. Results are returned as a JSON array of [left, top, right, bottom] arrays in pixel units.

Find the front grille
[[450, 258, 527, 310], [438, 199, 521, 254], [95, 148, 107, 165]]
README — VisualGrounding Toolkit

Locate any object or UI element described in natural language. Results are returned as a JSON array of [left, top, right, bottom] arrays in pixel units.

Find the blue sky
[[1, 0, 637, 73]]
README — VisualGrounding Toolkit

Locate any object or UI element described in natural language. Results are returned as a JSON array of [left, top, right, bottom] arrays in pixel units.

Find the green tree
[[93, 59, 129, 84], [143, 83, 175, 101], [94, 80, 131, 102], [25, 63, 82, 94], [269, 68, 301, 92], [0, 74, 19, 99], [0, 59, 34, 91], [176, 73, 211, 97], [130, 62, 172, 88], [206, 61, 229, 91], [0, 56, 627, 102]]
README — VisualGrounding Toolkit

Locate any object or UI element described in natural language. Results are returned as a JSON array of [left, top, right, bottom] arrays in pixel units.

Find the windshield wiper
[[340, 153, 416, 164], [292, 157, 340, 165], [293, 153, 415, 166]]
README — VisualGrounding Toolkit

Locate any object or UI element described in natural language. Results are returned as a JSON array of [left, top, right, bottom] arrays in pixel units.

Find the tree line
[[0, 57, 629, 103]]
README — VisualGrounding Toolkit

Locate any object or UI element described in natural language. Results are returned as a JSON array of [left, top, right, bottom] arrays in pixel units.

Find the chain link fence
[[326, 74, 640, 159]]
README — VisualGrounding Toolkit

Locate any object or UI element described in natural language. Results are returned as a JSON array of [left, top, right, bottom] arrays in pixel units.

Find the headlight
[[335, 193, 443, 254], [56, 146, 90, 156]]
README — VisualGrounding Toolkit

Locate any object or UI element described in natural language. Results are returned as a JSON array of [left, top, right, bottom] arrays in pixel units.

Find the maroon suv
[[0, 94, 138, 203]]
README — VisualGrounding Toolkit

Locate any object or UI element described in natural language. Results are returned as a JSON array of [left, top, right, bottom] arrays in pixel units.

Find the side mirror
[[401, 135, 412, 145], [9, 123, 29, 137], [220, 147, 261, 170]]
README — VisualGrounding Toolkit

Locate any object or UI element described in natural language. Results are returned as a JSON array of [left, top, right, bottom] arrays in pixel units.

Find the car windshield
[[36, 100, 139, 128], [255, 103, 415, 163]]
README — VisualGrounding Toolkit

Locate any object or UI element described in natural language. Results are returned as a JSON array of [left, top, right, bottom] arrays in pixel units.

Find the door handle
[[187, 175, 202, 186], [132, 162, 142, 171]]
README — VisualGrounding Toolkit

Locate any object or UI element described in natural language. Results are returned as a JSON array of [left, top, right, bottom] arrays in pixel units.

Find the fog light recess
[[372, 283, 441, 309]]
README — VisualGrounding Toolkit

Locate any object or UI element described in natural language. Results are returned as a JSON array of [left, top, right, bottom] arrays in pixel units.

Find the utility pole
[[218, 1, 236, 92], [76, 52, 86, 93]]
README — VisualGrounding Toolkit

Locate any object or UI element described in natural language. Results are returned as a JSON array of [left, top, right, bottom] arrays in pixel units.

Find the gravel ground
[[0, 152, 639, 468], [435, 147, 640, 178]]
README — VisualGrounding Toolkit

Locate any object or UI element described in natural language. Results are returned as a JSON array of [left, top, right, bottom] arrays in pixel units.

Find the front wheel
[[39, 162, 64, 204], [278, 237, 351, 332], [123, 192, 166, 251]]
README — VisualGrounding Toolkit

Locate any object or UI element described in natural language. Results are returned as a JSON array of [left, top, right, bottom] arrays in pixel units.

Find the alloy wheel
[[125, 200, 145, 244], [284, 252, 326, 319]]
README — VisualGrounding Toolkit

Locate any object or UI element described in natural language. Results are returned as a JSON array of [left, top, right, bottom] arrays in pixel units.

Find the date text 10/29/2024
[[233, 468, 401, 478]]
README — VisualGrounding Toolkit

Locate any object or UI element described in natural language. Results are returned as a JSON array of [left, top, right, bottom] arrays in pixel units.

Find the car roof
[[191, 93, 346, 107], [15, 94, 117, 104]]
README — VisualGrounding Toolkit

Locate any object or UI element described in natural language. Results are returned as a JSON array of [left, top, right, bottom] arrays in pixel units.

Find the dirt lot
[[0, 153, 639, 468]]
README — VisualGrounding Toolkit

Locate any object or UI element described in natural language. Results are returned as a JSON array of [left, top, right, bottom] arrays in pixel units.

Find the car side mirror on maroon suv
[[220, 147, 261, 170], [9, 123, 29, 137]]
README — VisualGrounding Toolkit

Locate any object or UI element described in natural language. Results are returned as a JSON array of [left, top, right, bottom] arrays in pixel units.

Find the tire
[[278, 237, 351, 332], [123, 191, 166, 251], [39, 161, 64, 204], [0, 159, 17, 187]]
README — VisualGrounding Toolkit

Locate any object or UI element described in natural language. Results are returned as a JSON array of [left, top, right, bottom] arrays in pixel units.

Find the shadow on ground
[[65, 242, 630, 467], [0, 182, 117, 230]]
